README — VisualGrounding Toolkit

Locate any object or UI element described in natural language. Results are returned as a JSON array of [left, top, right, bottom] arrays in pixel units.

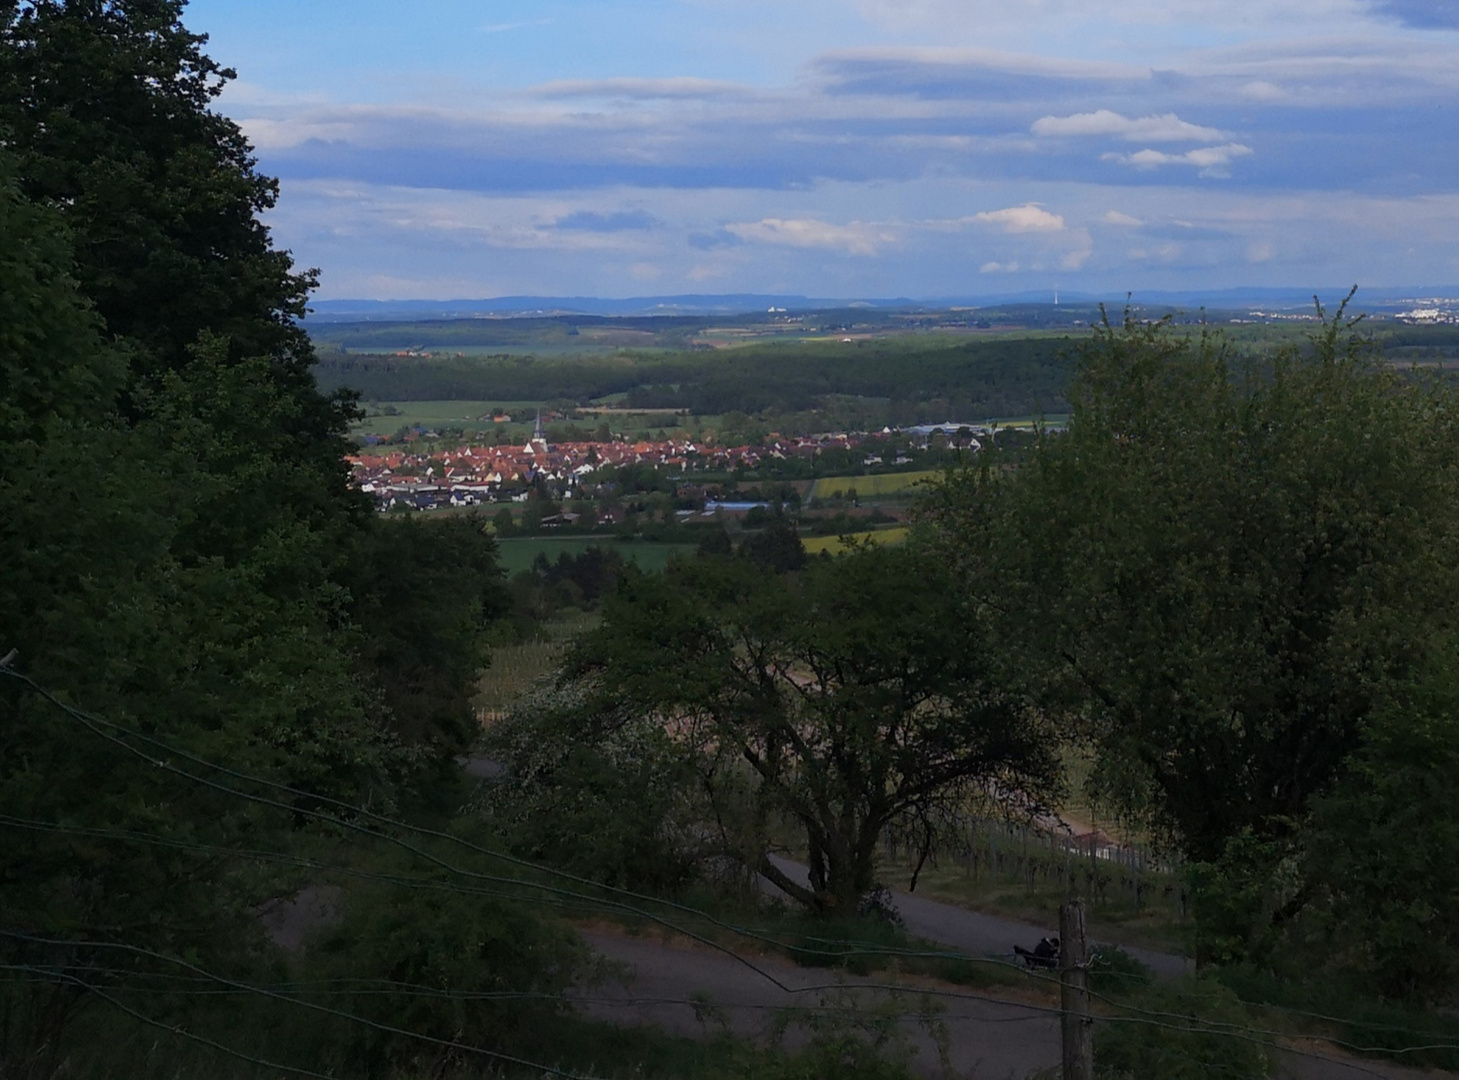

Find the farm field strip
[[802, 527, 909, 555], [808, 469, 943, 500]]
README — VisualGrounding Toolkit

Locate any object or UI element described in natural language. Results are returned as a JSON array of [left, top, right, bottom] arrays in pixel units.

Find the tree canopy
[[925, 307, 1459, 978], [0, 4, 517, 1067], [566, 543, 1061, 913]]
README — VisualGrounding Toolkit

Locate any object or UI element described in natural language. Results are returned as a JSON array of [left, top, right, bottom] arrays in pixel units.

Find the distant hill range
[[305, 288, 1459, 323]]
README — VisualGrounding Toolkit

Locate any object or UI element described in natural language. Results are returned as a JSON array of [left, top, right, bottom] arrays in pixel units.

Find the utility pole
[[1060, 899, 1093, 1080]]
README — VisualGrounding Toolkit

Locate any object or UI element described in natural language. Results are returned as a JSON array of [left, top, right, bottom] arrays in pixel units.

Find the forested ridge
[[312, 321, 1459, 424], [9, 4, 1459, 1080], [314, 335, 1078, 419]]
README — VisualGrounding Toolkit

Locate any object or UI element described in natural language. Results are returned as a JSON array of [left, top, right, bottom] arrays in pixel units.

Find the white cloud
[[1103, 210, 1144, 226], [531, 77, 755, 101], [479, 19, 553, 34], [1238, 80, 1288, 102], [724, 217, 894, 254], [1103, 143, 1254, 177], [972, 203, 1066, 232], [980, 260, 1020, 273], [1061, 232, 1094, 269], [1127, 243, 1184, 262], [1246, 241, 1275, 262], [1032, 110, 1225, 143]]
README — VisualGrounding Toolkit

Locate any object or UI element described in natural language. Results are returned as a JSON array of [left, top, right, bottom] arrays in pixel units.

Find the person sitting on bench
[[1014, 935, 1060, 969]]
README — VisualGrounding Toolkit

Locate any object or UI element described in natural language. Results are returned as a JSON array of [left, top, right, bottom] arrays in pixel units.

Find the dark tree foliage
[[530, 544, 632, 606], [0, 5, 523, 1070], [736, 516, 807, 573], [0, 161, 378, 1070], [1302, 644, 1459, 1003], [348, 515, 510, 759], [0, 0, 358, 525], [1, 0, 310, 369], [696, 525, 733, 557], [567, 544, 1060, 915], [313, 333, 1077, 420], [298, 877, 589, 1074], [481, 684, 709, 895], [929, 310, 1459, 961]]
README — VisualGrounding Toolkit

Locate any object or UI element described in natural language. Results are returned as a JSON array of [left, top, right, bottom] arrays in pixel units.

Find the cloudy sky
[[190, 0, 1459, 300]]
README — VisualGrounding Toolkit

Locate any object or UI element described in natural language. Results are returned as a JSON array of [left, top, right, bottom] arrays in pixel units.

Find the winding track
[[574, 857, 1448, 1080]]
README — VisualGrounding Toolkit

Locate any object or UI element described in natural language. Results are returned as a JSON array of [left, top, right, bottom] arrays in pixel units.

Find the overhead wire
[[0, 933, 610, 1080], [5, 668, 1456, 1075], [0, 965, 339, 1080], [0, 928, 1437, 1080], [2, 669, 847, 988]]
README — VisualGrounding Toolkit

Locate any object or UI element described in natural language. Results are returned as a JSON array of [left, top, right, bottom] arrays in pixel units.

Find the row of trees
[[489, 306, 1459, 1006]]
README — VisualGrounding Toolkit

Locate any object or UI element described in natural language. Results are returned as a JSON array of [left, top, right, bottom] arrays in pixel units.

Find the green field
[[802, 527, 910, 555], [496, 536, 696, 575], [350, 400, 705, 441], [808, 470, 943, 501], [351, 400, 540, 438]]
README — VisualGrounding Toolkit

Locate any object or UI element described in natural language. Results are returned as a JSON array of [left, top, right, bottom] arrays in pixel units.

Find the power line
[[3, 669, 832, 987], [1, 963, 1055, 1024], [1, 965, 338, 1080], [3, 799, 1121, 996], [1, 928, 1434, 1080], [1, 932, 607, 1080], [5, 669, 1455, 1075]]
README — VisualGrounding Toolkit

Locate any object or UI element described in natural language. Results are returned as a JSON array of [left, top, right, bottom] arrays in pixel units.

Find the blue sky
[[189, 0, 1459, 299]]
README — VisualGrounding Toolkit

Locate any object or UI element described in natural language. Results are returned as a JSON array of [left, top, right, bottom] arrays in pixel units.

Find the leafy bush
[[785, 914, 911, 976], [1300, 647, 1459, 1003], [1094, 977, 1271, 1080], [479, 684, 712, 893], [298, 878, 589, 1075], [1088, 945, 1153, 995]]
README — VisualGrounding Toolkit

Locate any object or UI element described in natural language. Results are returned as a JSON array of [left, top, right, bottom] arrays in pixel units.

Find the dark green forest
[[314, 335, 1077, 420], [8, 4, 1459, 1080], [313, 319, 1459, 428]]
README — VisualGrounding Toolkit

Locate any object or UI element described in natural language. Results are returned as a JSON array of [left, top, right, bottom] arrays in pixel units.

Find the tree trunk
[[758, 854, 818, 910]]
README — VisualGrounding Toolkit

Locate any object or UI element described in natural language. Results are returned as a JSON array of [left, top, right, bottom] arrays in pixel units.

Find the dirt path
[[578, 926, 1062, 1080], [577, 924, 1442, 1080], [575, 860, 1448, 1080], [762, 855, 1192, 981]]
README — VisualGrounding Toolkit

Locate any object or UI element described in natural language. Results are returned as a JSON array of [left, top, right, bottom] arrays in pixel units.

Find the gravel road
[[575, 858, 1447, 1080], [764, 854, 1192, 981], [578, 926, 1062, 1080]]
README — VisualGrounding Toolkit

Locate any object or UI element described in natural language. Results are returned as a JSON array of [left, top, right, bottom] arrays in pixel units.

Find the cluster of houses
[[347, 416, 992, 513]]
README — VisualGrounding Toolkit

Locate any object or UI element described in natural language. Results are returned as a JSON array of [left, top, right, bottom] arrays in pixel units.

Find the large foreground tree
[[0, 4, 516, 1070], [567, 543, 1061, 914], [929, 308, 1459, 877]]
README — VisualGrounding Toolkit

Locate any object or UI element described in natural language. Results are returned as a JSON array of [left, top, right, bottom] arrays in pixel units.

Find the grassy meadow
[[808, 470, 942, 501], [802, 527, 910, 555]]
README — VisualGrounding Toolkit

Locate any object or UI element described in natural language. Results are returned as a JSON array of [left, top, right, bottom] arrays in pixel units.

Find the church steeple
[[524, 409, 548, 455]]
